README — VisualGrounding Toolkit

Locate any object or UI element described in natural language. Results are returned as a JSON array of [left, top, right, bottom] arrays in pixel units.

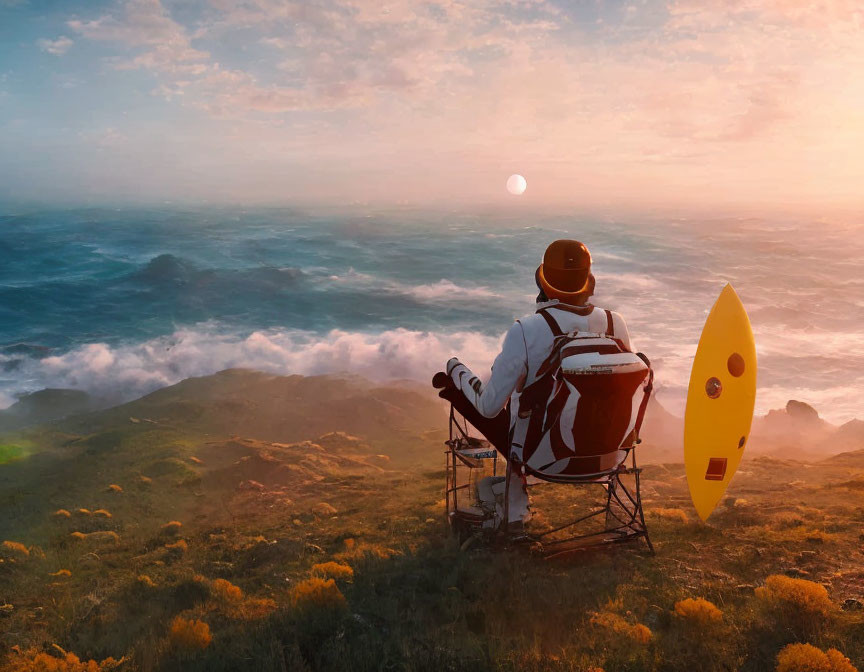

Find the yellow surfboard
[[684, 284, 757, 521]]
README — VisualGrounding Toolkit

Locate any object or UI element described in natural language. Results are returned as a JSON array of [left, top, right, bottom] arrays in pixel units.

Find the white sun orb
[[506, 174, 527, 196]]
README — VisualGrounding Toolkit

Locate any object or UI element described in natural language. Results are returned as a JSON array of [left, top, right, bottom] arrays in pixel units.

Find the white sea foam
[[3, 322, 861, 424], [3, 326, 502, 407], [405, 280, 498, 301]]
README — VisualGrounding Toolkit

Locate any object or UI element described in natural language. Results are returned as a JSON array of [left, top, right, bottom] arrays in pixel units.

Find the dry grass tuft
[[160, 521, 183, 535], [772, 512, 805, 529], [212, 578, 244, 602], [76, 509, 92, 516], [2, 540, 30, 558], [68, 531, 119, 544], [290, 577, 347, 611], [775, 643, 858, 672], [590, 611, 652, 644], [48, 569, 72, 578], [106, 484, 122, 493], [53, 509, 72, 519], [673, 597, 723, 625], [164, 539, 188, 554], [138, 475, 152, 485], [335, 541, 399, 561], [312, 502, 338, 517], [92, 509, 112, 518], [169, 616, 212, 650], [651, 508, 689, 524], [188, 456, 203, 464], [238, 597, 277, 619], [311, 561, 354, 581], [137, 575, 156, 588]]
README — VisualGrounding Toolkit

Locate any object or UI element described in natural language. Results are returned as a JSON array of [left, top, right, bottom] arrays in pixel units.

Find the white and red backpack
[[513, 308, 653, 478]]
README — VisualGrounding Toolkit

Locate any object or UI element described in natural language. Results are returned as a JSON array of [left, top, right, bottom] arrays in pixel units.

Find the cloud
[[21, 0, 864, 209], [77, 127, 127, 149], [68, 0, 208, 72], [37, 36, 73, 55]]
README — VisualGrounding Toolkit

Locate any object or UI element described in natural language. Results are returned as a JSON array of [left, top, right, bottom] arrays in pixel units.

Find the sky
[[1, 0, 863, 211]]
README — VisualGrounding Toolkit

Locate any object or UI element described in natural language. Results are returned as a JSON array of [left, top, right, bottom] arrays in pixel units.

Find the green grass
[[0, 442, 26, 464]]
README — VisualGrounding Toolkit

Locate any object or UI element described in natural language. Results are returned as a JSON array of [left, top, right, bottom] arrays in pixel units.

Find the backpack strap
[[605, 309, 614, 337], [537, 308, 563, 337], [633, 366, 654, 438]]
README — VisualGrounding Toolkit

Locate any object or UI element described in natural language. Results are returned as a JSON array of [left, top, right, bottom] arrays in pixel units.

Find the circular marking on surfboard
[[705, 377, 722, 399], [727, 352, 746, 377], [738, 436, 746, 449]]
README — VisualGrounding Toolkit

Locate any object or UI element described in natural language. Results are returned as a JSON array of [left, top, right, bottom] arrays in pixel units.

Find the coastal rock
[[786, 400, 820, 421]]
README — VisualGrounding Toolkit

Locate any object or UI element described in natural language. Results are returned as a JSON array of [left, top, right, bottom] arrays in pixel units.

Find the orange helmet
[[536, 239, 592, 303]]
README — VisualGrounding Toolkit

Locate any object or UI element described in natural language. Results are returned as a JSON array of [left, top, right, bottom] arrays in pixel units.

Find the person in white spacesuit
[[433, 239, 634, 528]]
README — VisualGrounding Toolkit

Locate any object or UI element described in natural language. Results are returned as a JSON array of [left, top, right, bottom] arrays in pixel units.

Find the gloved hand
[[445, 357, 461, 375], [432, 371, 450, 389], [432, 369, 458, 400]]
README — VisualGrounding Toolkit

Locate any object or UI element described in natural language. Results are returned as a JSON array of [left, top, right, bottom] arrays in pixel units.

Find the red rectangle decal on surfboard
[[705, 457, 727, 481]]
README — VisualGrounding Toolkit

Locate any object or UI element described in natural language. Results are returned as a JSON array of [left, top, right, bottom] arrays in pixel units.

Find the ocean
[[1, 207, 862, 423]]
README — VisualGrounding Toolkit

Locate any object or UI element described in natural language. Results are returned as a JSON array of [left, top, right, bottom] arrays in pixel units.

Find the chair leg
[[634, 468, 655, 555], [502, 460, 511, 533]]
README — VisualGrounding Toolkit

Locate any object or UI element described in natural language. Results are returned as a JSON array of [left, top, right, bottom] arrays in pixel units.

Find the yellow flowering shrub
[[48, 569, 72, 578], [756, 575, 834, 618], [756, 575, 835, 637], [92, 510, 112, 518], [212, 578, 244, 602], [290, 577, 347, 611], [53, 509, 72, 518], [169, 616, 212, 650], [106, 484, 122, 493], [311, 561, 354, 580], [826, 650, 859, 672], [673, 598, 723, 625], [0, 648, 124, 671], [137, 575, 156, 588], [1, 540, 29, 558], [164, 539, 188, 554], [590, 611, 652, 644], [776, 643, 858, 672]]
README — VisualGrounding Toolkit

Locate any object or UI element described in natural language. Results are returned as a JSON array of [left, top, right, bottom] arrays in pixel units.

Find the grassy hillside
[[1, 370, 864, 671]]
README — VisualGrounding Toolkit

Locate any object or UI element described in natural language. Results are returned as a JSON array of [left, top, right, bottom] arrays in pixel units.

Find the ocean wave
[[323, 269, 501, 302], [129, 254, 305, 289], [2, 210, 863, 426]]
